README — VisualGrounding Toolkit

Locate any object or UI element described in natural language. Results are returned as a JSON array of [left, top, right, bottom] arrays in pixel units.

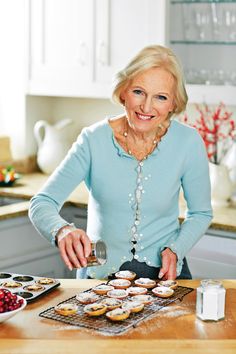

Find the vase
[[34, 118, 73, 174], [221, 142, 236, 204], [209, 162, 233, 207]]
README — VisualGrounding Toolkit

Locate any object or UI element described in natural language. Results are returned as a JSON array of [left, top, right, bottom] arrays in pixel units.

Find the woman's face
[[121, 67, 175, 135]]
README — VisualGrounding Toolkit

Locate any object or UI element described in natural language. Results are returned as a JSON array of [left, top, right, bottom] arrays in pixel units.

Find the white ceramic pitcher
[[209, 162, 233, 207], [34, 118, 73, 174]]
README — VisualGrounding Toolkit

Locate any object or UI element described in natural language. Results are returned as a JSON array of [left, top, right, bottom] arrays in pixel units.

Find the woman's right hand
[[56, 226, 92, 271]]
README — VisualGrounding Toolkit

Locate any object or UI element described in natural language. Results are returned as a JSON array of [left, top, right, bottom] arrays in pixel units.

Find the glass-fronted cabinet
[[168, 0, 236, 104]]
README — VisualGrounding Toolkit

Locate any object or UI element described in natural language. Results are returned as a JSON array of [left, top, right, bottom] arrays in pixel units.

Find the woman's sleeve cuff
[[51, 222, 76, 246]]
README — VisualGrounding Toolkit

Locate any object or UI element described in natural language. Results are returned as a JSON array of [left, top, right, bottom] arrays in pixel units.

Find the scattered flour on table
[[158, 305, 193, 317], [51, 305, 193, 337], [131, 305, 193, 333]]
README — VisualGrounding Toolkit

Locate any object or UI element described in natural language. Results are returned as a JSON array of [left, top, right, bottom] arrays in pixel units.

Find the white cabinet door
[[187, 229, 236, 279], [28, 0, 167, 97], [28, 0, 94, 96], [94, 0, 167, 85], [0, 216, 72, 279]]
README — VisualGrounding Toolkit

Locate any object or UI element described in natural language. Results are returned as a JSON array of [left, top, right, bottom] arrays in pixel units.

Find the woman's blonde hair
[[112, 45, 188, 116]]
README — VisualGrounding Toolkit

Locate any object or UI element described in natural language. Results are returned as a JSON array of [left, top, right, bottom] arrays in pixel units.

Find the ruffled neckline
[[106, 117, 174, 160]]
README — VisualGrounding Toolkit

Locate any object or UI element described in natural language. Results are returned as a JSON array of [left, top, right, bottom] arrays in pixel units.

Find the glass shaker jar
[[196, 279, 226, 321], [86, 240, 107, 267]]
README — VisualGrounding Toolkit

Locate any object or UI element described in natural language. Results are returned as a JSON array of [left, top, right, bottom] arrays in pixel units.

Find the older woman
[[29, 45, 213, 280]]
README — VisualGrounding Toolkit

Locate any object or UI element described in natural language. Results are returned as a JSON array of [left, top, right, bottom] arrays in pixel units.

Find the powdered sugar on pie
[[107, 289, 128, 299], [134, 278, 156, 288], [108, 279, 131, 289], [76, 292, 100, 304]]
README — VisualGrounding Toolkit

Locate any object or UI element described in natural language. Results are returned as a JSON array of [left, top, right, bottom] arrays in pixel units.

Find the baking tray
[[39, 284, 193, 335], [0, 271, 60, 303]]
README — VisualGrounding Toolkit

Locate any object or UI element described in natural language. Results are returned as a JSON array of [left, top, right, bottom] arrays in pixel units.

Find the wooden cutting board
[[0, 136, 12, 162]]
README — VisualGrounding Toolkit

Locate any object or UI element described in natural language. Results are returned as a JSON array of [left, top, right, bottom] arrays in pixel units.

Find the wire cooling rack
[[39, 285, 193, 335]]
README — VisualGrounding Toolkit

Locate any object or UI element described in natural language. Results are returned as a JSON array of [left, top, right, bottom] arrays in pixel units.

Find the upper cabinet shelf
[[171, 1, 236, 4], [170, 40, 236, 44], [168, 0, 236, 95]]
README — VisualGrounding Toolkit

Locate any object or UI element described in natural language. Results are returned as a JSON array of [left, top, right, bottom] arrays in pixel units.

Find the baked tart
[[107, 289, 128, 300], [92, 284, 114, 295], [132, 294, 154, 305], [115, 270, 136, 281], [108, 278, 131, 289], [100, 297, 123, 310], [158, 280, 178, 290], [122, 300, 144, 313], [54, 303, 78, 316], [38, 277, 55, 285], [2, 281, 22, 288], [24, 284, 45, 292], [152, 286, 174, 298], [76, 292, 100, 304], [127, 286, 148, 296], [84, 303, 107, 316], [134, 278, 156, 289], [106, 308, 130, 321]]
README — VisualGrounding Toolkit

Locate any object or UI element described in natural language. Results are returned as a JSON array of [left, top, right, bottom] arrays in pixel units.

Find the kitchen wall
[[26, 96, 236, 158], [25, 95, 124, 158], [0, 0, 27, 159]]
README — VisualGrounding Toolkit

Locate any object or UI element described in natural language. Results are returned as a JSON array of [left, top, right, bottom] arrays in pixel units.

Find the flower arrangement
[[182, 102, 235, 164], [0, 166, 21, 187]]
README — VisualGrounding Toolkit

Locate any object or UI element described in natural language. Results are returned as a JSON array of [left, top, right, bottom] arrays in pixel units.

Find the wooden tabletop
[[0, 279, 236, 354]]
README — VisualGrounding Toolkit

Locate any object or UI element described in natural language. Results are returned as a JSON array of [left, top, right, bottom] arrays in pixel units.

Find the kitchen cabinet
[[187, 228, 236, 279], [0, 210, 85, 279], [27, 0, 166, 98], [168, 0, 236, 104], [0, 205, 87, 279], [60, 204, 87, 230], [28, 0, 94, 97]]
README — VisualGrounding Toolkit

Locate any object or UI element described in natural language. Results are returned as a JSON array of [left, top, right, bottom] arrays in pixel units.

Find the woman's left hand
[[158, 248, 177, 280]]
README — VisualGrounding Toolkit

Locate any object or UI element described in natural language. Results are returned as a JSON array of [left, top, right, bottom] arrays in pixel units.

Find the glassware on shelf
[[170, 1, 236, 87], [185, 68, 236, 86], [182, 4, 198, 40], [223, 7, 236, 41], [194, 7, 212, 41], [210, 2, 223, 40], [180, 2, 236, 43]]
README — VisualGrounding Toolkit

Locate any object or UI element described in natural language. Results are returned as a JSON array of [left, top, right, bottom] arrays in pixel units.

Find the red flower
[[181, 103, 235, 164]]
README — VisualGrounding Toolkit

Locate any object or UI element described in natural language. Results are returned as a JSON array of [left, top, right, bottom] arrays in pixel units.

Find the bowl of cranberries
[[0, 288, 27, 323]]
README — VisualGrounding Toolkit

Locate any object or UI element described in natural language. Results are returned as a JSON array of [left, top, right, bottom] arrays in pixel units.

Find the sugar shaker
[[196, 279, 226, 321]]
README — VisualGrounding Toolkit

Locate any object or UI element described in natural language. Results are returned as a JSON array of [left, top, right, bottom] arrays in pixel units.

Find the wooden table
[[0, 279, 236, 354]]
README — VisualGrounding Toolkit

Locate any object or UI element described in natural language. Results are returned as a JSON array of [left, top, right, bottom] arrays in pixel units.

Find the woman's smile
[[135, 112, 155, 121], [121, 67, 175, 136]]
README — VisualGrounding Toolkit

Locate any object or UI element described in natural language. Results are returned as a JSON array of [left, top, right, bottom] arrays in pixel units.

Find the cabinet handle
[[97, 40, 108, 66], [78, 42, 88, 66]]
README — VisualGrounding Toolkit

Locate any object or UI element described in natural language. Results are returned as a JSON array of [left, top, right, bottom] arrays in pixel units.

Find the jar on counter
[[196, 279, 226, 321]]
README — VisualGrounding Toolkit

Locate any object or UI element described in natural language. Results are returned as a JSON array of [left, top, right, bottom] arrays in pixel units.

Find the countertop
[[0, 172, 236, 233], [0, 279, 236, 354]]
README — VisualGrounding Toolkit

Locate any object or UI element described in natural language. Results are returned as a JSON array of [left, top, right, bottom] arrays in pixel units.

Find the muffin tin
[[0, 272, 60, 302]]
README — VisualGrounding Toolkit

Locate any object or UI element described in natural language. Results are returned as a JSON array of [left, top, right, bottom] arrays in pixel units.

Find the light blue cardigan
[[29, 118, 213, 279]]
